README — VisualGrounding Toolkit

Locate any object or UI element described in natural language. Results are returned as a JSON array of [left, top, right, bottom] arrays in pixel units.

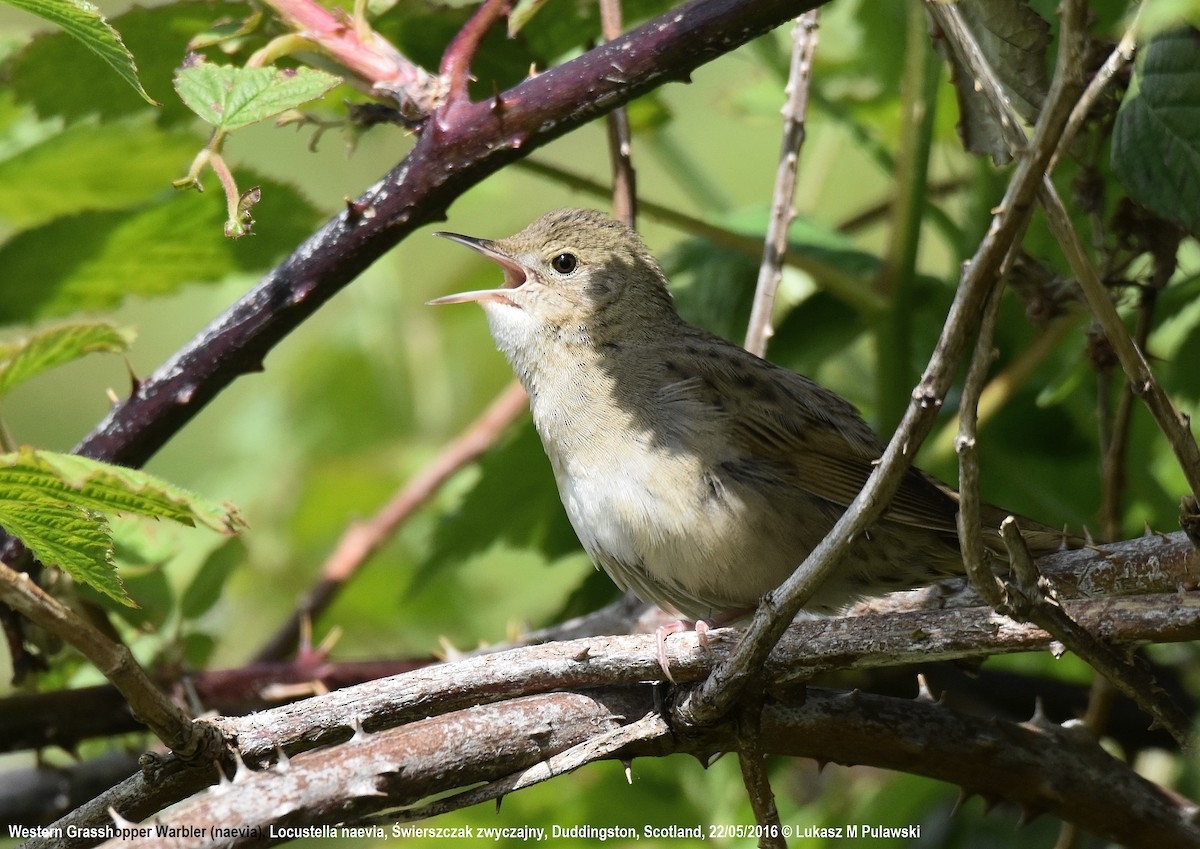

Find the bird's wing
[[665, 332, 962, 536]]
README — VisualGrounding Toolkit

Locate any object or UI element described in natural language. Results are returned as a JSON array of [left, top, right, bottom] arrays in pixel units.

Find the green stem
[[872, 4, 939, 433]]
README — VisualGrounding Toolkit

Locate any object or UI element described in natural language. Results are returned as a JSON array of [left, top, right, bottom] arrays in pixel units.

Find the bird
[[429, 208, 1073, 625]]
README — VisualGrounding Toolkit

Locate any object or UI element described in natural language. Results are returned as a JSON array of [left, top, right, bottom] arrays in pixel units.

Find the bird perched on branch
[[431, 208, 1073, 624]]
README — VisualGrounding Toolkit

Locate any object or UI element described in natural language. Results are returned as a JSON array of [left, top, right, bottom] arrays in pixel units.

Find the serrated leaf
[[0, 321, 134, 396], [0, 496, 129, 606], [2, 0, 155, 105], [0, 172, 321, 323], [0, 116, 202, 230], [0, 448, 246, 534], [1112, 27, 1200, 234], [173, 59, 340, 132], [939, 0, 1050, 163], [8, 1, 255, 125]]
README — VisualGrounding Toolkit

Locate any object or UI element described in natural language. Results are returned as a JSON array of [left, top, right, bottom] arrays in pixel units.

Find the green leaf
[[0, 447, 247, 533], [0, 172, 321, 323], [2, 0, 156, 105], [0, 321, 134, 396], [0, 116, 202, 230], [1112, 27, 1200, 234], [424, 424, 579, 584], [938, 0, 1050, 163], [173, 59, 340, 132], [0, 495, 128, 605], [507, 0, 552, 36], [180, 537, 243, 618], [7, 2, 260, 125]]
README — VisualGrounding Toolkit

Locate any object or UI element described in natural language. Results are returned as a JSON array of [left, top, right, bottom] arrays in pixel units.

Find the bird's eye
[[550, 253, 579, 274]]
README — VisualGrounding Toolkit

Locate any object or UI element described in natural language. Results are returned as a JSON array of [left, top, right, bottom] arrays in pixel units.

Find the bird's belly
[[554, 447, 784, 619]]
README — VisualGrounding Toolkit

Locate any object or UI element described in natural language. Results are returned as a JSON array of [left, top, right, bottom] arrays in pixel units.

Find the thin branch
[[675, 0, 1088, 729], [954, 268, 1007, 609], [257, 0, 447, 115], [735, 693, 785, 849], [744, 10, 819, 358], [1040, 177, 1200, 504], [0, 563, 222, 763], [999, 519, 1191, 747], [439, 0, 512, 108], [926, 0, 1194, 748], [599, 0, 637, 225], [1048, 5, 1143, 174], [254, 381, 528, 662]]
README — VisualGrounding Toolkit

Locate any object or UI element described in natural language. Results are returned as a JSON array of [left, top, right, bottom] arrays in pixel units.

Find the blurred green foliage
[[1, 0, 1198, 845]]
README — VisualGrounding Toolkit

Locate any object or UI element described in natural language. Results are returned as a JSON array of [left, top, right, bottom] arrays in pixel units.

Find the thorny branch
[[54, 602, 1200, 849]]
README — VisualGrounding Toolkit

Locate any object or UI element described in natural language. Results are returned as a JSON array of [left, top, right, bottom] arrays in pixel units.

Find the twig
[[999, 519, 1191, 747], [1041, 177, 1200, 504], [675, 0, 1088, 729], [954, 267, 1007, 609], [0, 563, 222, 763], [744, 10, 820, 358], [256, 0, 447, 116], [439, 0, 512, 109], [1048, 5, 1143, 174], [927, 313, 1079, 463], [254, 381, 528, 662], [735, 693, 785, 849], [599, 0, 637, 225]]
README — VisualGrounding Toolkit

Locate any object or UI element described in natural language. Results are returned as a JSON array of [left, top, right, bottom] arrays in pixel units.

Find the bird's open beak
[[428, 232, 528, 306]]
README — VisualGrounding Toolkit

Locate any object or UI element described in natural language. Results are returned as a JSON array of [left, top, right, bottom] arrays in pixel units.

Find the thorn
[[980, 794, 999, 814], [274, 745, 290, 772], [573, 646, 592, 662], [232, 751, 253, 783], [1048, 641, 1067, 659], [495, 795, 504, 813], [1016, 806, 1042, 827], [212, 760, 232, 793], [952, 788, 973, 815], [438, 636, 466, 662], [109, 807, 138, 829], [915, 674, 936, 703], [491, 85, 505, 115], [623, 759, 633, 784], [107, 387, 122, 404], [350, 715, 367, 742], [1082, 525, 1095, 545], [345, 196, 376, 221], [1144, 520, 1155, 538], [1027, 698, 1054, 730]]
